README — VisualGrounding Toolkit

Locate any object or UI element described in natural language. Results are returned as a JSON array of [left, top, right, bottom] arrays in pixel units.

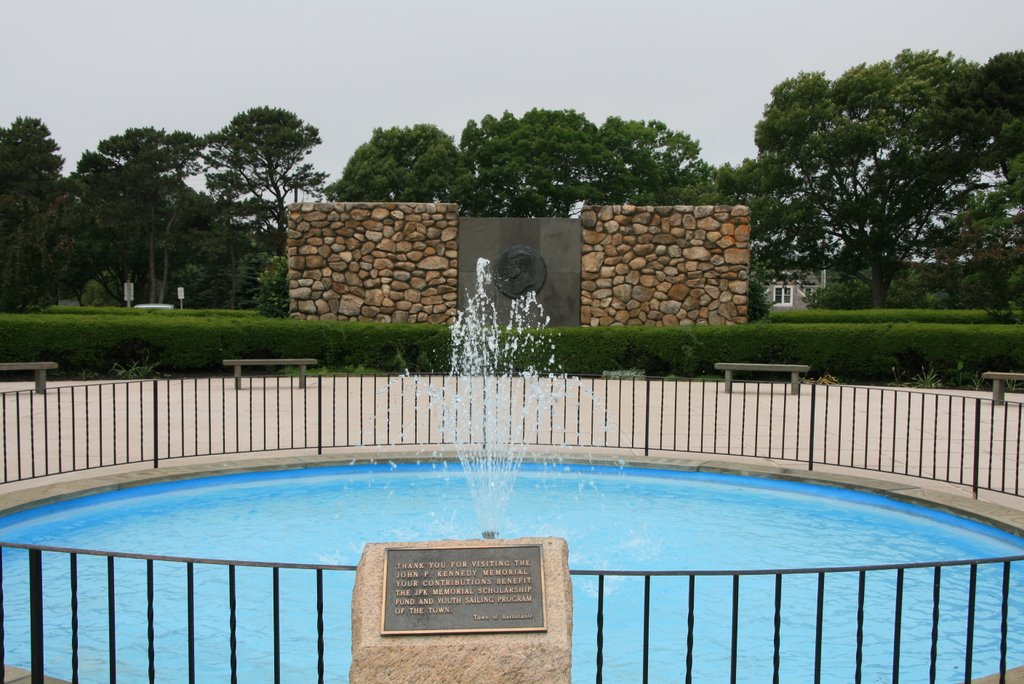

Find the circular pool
[[2, 462, 1023, 682]]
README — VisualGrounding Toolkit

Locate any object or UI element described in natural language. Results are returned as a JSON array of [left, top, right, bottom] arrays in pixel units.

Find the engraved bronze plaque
[[381, 544, 546, 635]]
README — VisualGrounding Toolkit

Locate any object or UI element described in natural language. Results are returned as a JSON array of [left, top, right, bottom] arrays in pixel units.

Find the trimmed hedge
[[524, 323, 1024, 381], [0, 314, 450, 374], [693, 323, 1024, 381], [42, 306, 259, 318], [768, 309, 1001, 325], [1, 313, 1022, 383]]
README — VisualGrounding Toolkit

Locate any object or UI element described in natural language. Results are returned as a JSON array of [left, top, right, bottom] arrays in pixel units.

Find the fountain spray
[[443, 258, 557, 539]]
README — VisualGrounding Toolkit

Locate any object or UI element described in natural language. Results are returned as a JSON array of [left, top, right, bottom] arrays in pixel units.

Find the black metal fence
[[1, 375, 1023, 682], [1, 542, 1021, 683], [1, 542, 356, 684], [2, 376, 1022, 498]]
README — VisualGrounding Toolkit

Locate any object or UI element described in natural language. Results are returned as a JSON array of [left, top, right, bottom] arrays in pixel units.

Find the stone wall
[[579, 205, 750, 325], [287, 202, 459, 323], [288, 202, 750, 326]]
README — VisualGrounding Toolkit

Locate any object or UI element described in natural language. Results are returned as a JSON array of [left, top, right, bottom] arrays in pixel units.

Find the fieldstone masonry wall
[[288, 202, 459, 323], [579, 205, 750, 325], [288, 202, 750, 326]]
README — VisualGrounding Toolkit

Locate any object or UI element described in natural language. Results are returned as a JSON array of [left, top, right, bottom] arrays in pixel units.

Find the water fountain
[[433, 258, 562, 539]]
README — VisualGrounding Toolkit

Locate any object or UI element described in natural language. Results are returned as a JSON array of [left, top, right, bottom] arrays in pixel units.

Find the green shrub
[[746, 275, 771, 322], [769, 309, 1000, 325], [524, 327, 699, 377], [686, 323, 1024, 381], [0, 314, 450, 375], [254, 256, 289, 318], [42, 306, 258, 318], [1, 313, 1021, 383], [805, 280, 872, 309], [533, 323, 1024, 382]]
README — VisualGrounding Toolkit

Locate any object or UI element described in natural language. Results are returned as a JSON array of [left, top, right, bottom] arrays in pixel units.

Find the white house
[[768, 270, 827, 311]]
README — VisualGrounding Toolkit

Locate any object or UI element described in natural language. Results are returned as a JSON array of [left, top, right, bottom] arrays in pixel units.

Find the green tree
[[973, 51, 1024, 183], [205, 107, 328, 253], [166, 190, 263, 310], [748, 50, 988, 307], [325, 124, 465, 202], [805, 278, 873, 309], [197, 184, 267, 309], [939, 192, 1024, 318], [458, 109, 714, 216], [73, 127, 203, 303], [0, 117, 70, 311], [234, 251, 275, 310], [745, 273, 771, 321], [595, 117, 714, 205], [0, 117, 64, 199], [931, 52, 1024, 319], [884, 265, 951, 309], [459, 109, 603, 216]]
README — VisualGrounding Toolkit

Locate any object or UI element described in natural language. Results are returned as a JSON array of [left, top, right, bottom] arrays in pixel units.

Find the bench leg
[[993, 379, 1005, 406], [790, 372, 801, 395], [34, 369, 47, 394], [299, 365, 307, 389], [723, 370, 733, 394], [234, 366, 242, 390]]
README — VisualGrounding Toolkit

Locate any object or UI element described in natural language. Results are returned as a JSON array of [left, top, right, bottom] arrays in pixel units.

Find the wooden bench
[[714, 362, 810, 395], [981, 371, 1024, 405], [0, 361, 59, 394], [223, 358, 318, 390]]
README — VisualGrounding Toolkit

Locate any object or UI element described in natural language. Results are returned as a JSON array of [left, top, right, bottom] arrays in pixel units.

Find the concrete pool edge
[[3, 449, 1024, 541]]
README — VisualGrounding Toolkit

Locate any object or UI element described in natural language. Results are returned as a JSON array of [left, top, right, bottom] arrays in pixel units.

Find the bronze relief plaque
[[493, 245, 547, 298], [381, 544, 546, 635]]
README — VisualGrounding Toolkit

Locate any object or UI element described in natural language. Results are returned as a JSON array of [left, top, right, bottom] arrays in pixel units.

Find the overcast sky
[[3, 0, 1022, 185]]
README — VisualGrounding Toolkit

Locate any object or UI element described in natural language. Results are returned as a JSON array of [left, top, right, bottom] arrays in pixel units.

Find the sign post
[[177, 286, 185, 309], [123, 282, 134, 308]]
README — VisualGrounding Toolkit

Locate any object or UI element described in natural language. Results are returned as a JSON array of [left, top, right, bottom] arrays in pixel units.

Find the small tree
[[254, 255, 289, 318], [745, 275, 771, 321], [235, 252, 274, 310]]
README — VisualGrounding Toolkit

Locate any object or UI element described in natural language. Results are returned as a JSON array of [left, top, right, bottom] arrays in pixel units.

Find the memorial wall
[[287, 202, 750, 326]]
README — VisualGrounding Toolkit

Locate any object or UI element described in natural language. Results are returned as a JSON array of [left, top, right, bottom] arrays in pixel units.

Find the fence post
[[29, 548, 44, 684], [317, 379, 323, 456], [808, 384, 817, 471], [643, 378, 652, 457], [152, 380, 159, 469], [972, 399, 981, 499]]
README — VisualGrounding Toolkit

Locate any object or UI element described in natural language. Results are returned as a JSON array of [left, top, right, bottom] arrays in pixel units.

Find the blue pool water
[[2, 462, 1023, 682]]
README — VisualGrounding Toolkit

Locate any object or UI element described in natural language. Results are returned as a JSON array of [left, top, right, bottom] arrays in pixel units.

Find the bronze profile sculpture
[[493, 245, 546, 299]]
